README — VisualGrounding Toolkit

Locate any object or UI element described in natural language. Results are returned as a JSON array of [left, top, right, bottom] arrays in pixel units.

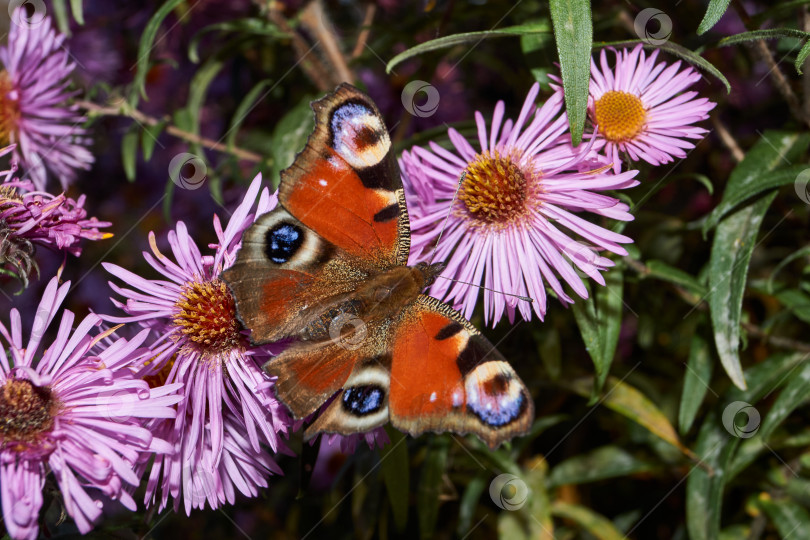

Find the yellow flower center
[[458, 150, 535, 227], [0, 71, 19, 146], [593, 91, 646, 143], [173, 279, 244, 356], [0, 379, 59, 449]]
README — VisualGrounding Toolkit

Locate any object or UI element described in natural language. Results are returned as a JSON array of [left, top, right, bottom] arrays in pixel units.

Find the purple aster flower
[[401, 83, 639, 324], [0, 276, 180, 539], [0, 146, 110, 286], [0, 10, 94, 190], [102, 174, 293, 512], [552, 44, 715, 173]]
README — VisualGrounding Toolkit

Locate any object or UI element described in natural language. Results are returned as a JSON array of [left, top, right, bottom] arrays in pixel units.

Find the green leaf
[[569, 377, 694, 459], [571, 267, 624, 398], [686, 411, 737, 540], [121, 128, 139, 182], [379, 426, 409, 532], [703, 131, 810, 233], [758, 361, 810, 441], [141, 120, 167, 161], [70, 0, 85, 25], [644, 260, 707, 297], [697, 0, 733, 35], [708, 192, 777, 390], [226, 79, 272, 153], [189, 18, 289, 63], [756, 496, 810, 538], [52, 0, 71, 35], [717, 28, 810, 47], [679, 331, 714, 435], [593, 40, 730, 92], [550, 502, 625, 540], [418, 436, 449, 540], [773, 287, 810, 324], [456, 475, 487, 538], [549, 0, 592, 146], [131, 0, 188, 104], [521, 30, 555, 87], [547, 446, 655, 487], [386, 23, 551, 74], [270, 95, 317, 188], [797, 40, 810, 74], [185, 58, 226, 139]]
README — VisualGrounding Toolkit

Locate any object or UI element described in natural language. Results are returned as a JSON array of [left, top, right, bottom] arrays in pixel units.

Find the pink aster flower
[[0, 10, 94, 190], [552, 44, 715, 173], [401, 83, 639, 324], [102, 174, 293, 513], [0, 276, 180, 539]]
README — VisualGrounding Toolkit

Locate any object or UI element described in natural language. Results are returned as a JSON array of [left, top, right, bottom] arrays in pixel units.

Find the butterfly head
[[414, 261, 446, 288]]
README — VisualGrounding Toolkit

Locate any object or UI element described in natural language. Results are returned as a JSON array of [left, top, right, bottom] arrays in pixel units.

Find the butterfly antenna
[[433, 275, 534, 303], [428, 172, 465, 265]]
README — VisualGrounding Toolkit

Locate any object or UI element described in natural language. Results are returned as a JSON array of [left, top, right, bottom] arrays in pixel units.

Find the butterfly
[[222, 83, 534, 449]]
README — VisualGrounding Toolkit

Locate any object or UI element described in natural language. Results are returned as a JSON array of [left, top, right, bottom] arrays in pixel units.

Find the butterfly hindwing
[[388, 296, 534, 449]]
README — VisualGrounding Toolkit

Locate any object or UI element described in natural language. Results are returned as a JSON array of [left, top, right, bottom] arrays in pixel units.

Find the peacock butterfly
[[222, 83, 534, 449]]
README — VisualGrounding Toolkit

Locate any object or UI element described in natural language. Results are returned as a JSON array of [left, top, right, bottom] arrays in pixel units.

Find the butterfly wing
[[387, 296, 534, 449], [278, 83, 410, 268], [223, 84, 409, 344]]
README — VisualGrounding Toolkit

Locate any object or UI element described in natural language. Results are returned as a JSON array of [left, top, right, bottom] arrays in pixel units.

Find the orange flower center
[[593, 91, 646, 143], [173, 279, 244, 356], [0, 71, 19, 146], [0, 379, 59, 449], [458, 150, 535, 227]]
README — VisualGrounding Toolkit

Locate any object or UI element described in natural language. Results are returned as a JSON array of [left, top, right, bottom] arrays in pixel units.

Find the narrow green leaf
[[189, 18, 289, 63], [703, 131, 810, 232], [456, 475, 487, 538], [697, 1, 733, 35], [756, 496, 810, 538], [549, 0, 592, 145], [550, 502, 625, 540], [418, 436, 449, 540], [69, 0, 85, 25], [270, 95, 317, 188], [709, 192, 777, 390], [226, 79, 272, 152], [547, 446, 654, 487], [521, 30, 555, 87], [131, 0, 188, 104], [773, 288, 810, 324], [686, 411, 737, 540], [593, 40, 730, 92], [379, 426, 409, 532], [121, 128, 139, 182], [758, 361, 810, 441], [141, 120, 167, 161], [645, 260, 707, 297], [185, 58, 226, 139], [52, 0, 71, 35], [797, 40, 810, 74], [569, 377, 694, 458], [679, 331, 714, 435], [386, 23, 551, 73], [572, 267, 624, 398], [717, 28, 810, 47], [703, 165, 809, 231]]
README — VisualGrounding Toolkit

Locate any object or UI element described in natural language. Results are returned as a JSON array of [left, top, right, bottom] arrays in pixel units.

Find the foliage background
[[5, 0, 810, 538]]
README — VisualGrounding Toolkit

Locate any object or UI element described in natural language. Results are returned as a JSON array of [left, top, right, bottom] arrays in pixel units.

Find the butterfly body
[[223, 84, 534, 448]]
